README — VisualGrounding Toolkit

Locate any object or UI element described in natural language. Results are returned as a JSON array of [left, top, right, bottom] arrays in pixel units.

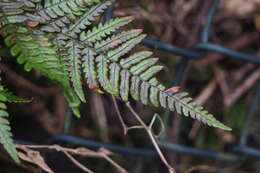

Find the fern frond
[[1, 25, 81, 117], [0, 0, 231, 131], [95, 55, 231, 130], [0, 102, 19, 163], [0, 84, 23, 163], [57, 33, 230, 131], [55, 31, 230, 130]]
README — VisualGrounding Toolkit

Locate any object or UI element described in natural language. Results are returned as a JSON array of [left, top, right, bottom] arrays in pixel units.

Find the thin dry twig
[[16, 144, 128, 173], [148, 113, 165, 138], [112, 95, 129, 134], [91, 93, 109, 142], [232, 63, 255, 86], [125, 102, 176, 173], [17, 145, 54, 173], [214, 66, 230, 97], [225, 68, 260, 107], [213, 66, 260, 107], [0, 152, 38, 173], [112, 97, 174, 172], [62, 150, 93, 173], [112, 95, 166, 139], [97, 148, 127, 173]]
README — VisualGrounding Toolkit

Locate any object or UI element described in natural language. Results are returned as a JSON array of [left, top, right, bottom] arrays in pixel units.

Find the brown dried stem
[[125, 102, 176, 173], [16, 144, 128, 173]]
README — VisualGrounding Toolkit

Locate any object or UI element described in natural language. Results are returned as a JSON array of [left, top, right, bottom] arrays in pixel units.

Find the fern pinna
[[0, 71, 28, 163], [0, 0, 231, 162]]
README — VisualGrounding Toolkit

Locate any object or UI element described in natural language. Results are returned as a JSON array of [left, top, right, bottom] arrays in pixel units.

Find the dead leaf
[[18, 148, 54, 173]]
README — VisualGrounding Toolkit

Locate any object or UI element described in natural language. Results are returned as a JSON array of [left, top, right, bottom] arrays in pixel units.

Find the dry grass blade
[[112, 95, 129, 134]]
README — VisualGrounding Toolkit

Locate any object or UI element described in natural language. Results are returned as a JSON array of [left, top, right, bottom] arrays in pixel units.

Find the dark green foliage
[[0, 76, 28, 163], [0, 0, 231, 163]]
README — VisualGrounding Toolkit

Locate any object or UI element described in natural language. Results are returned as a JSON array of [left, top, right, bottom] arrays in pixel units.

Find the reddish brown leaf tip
[[166, 86, 181, 93], [133, 29, 143, 33]]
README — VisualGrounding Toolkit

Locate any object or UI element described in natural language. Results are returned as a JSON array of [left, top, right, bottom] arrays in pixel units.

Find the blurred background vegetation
[[0, 0, 260, 172]]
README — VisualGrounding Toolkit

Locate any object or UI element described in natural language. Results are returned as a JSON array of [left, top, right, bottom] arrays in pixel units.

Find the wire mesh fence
[[17, 0, 260, 171]]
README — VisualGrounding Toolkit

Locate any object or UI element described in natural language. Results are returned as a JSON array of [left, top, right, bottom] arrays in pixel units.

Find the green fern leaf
[[120, 51, 152, 69], [0, 86, 22, 163], [95, 47, 231, 130], [96, 55, 113, 93], [80, 16, 134, 43], [0, 1, 28, 27], [1, 90, 29, 103], [140, 65, 163, 81], [109, 62, 120, 95], [130, 58, 158, 75], [148, 78, 166, 90], [64, 0, 112, 36], [82, 48, 99, 90], [95, 29, 143, 52], [119, 69, 130, 101], [54, 0, 232, 130], [106, 34, 146, 61], [59, 34, 231, 131], [66, 41, 85, 102], [1, 25, 81, 117]]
